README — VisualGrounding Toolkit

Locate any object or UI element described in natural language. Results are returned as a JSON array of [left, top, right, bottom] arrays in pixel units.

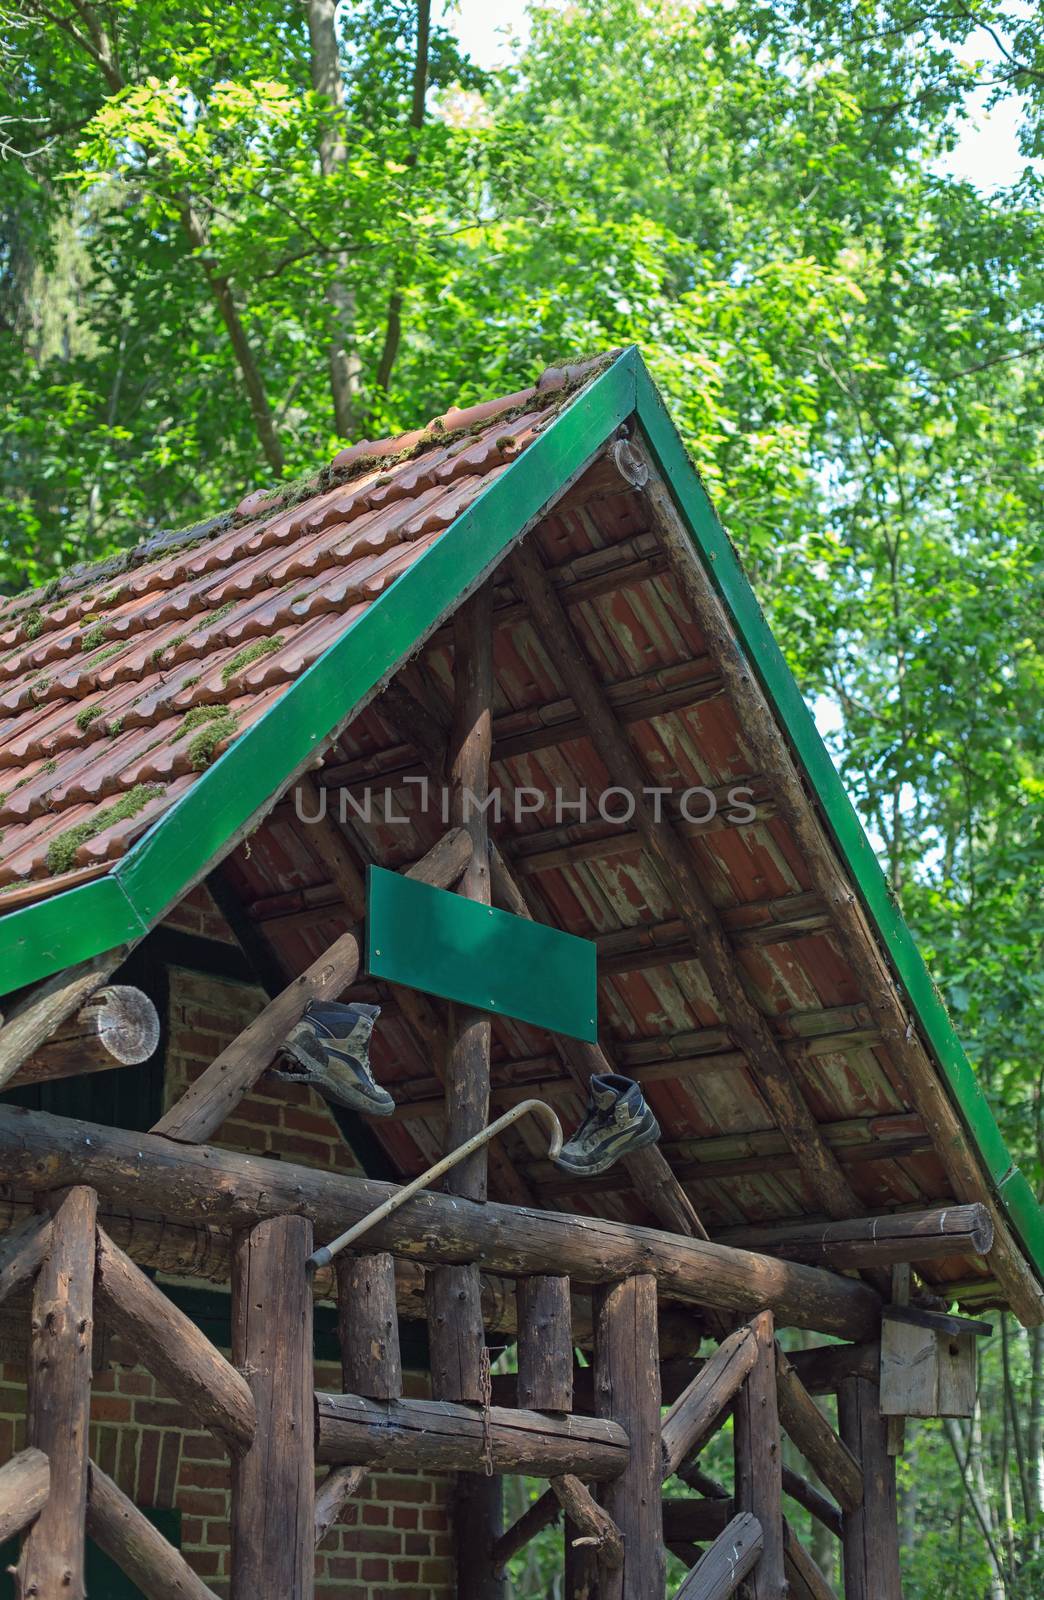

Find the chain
[[480, 1344, 494, 1478]]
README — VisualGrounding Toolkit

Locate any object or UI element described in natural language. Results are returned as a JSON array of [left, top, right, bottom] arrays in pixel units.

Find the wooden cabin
[[0, 346, 1039, 1599]]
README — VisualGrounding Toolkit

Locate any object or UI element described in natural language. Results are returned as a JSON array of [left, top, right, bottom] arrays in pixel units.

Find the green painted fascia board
[[631, 356, 1044, 1280], [0, 350, 638, 995]]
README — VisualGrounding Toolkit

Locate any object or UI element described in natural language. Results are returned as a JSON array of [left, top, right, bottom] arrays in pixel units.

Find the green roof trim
[[1, 346, 1040, 1288]]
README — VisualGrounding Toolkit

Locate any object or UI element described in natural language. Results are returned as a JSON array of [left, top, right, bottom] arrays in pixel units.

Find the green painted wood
[[631, 357, 1044, 1276], [366, 866, 598, 1041], [0, 344, 1040, 1292], [0, 352, 637, 994]]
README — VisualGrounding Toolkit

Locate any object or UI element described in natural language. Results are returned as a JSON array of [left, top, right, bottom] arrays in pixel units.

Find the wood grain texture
[[336, 1251, 401, 1401], [426, 1261, 486, 1403], [663, 1322, 758, 1480], [316, 1391, 629, 1477], [594, 1273, 665, 1599], [733, 1311, 785, 1599], [837, 1375, 902, 1600], [642, 453, 1044, 1326], [95, 1225, 255, 1455], [0, 1104, 884, 1340], [231, 1215, 315, 1600], [775, 1345, 862, 1512], [517, 1275, 573, 1412], [0, 1213, 52, 1309], [551, 1475, 624, 1569], [152, 827, 470, 1143], [87, 1460, 219, 1600], [510, 538, 863, 1227], [0, 952, 125, 1090], [314, 1465, 365, 1550], [722, 1204, 994, 1268], [675, 1512, 764, 1600], [18, 1185, 97, 1600], [12, 984, 159, 1089], [0, 1448, 49, 1543]]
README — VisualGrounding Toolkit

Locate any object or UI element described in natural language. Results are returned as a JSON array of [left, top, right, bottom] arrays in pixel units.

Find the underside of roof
[[2, 347, 1041, 1323]]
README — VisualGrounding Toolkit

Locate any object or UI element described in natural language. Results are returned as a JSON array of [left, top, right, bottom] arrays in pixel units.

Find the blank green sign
[[366, 867, 597, 1042]]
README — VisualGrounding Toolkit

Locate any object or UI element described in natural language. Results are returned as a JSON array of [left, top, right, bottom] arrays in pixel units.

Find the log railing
[[0, 1127, 901, 1600]]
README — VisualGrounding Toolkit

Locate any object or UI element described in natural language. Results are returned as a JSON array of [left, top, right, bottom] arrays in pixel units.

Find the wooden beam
[[781, 1466, 843, 1540], [551, 1475, 624, 1569], [781, 1518, 839, 1600], [0, 1213, 52, 1308], [733, 1310, 785, 1599], [0, 950, 126, 1089], [18, 1186, 97, 1600], [429, 586, 496, 1452], [0, 1105, 884, 1339], [316, 1391, 629, 1477], [0, 1448, 49, 1543], [642, 453, 1044, 1326], [721, 1204, 994, 1268], [674, 1512, 764, 1600], [380, 671, 711, 1246], [152, 826, 470, 1143], [510, 539, 865, 1228], [662, 1322, 759, 1480], [86, 1460, 219, 1600], [95, 1225, 256, 1455], [595, 1273, 665, 1598], [455, 1475, 508, 1600], [837, 1375, 901, 1600], [337, 1251, 401, 1400], [11, 984, 159, 1089], [774, 1346, 862, 1514], [517, 1275, 573, 1412], [491, 1487, 561, 1572], [314, 1466, 365, 1550], [231, 1215, 315, 1600]]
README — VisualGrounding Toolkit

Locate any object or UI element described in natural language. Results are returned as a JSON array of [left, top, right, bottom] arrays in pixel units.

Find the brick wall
[[0, 937, 458, 1598]]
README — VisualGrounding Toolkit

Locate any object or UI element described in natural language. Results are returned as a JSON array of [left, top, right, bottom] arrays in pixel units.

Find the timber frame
[[1, 347, 1042, 1597]]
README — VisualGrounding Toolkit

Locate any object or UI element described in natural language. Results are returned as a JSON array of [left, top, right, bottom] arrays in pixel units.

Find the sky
[[440, 2, 1033, 193]]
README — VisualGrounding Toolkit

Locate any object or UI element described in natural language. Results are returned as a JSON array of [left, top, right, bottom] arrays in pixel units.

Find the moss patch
[[75, 705, 104, 733], [23, 610, 43, 641], [90, 643, 125, 668], [195, 601, 235, 631], [173, 704, 239, 769], [221, 636, 282, 685], [44, 783, 163, 876], [80, 621, 108, 651]]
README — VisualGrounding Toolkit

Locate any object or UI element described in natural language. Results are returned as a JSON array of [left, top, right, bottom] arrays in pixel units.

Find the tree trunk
[[304, 0, 361, 436]]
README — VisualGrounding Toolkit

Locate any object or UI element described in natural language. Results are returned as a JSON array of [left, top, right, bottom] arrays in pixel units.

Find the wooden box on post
[[880, 1311, 976, 1418]]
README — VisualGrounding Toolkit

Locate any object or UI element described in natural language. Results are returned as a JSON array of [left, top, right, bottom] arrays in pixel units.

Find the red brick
[[393, 1506, 419, 1529], [91, 1394, 133, 1423], [362, 1503, 389, 1526]]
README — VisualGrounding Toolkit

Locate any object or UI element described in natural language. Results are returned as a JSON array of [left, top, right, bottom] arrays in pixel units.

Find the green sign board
[[366, 866, 598, 1042]]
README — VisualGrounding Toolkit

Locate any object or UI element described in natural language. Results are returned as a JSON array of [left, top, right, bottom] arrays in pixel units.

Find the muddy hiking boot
[[554, 1073, 660, 1177], [276, 1000, 394, 1118]]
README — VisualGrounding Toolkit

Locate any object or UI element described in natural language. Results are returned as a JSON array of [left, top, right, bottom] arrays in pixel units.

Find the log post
[[552, 1475, 624, 1569], [675, 1512, 764, 1600], [663, 1321, 760, 1480], [18, 1185, 97, 1600], [837, 1375, 901, 1600], [594, 1273, 664, 1599], [433, 583, 502, 1597], [517, 1275, 573, 1412], [733, 1310, 785, 1599], [0, 952, 126, 1090], [0, 1213, 53, 1308], [564, 1516, 599, 1600], [337, 1251, 401, 1400], [231, 1215, 315, 1600]]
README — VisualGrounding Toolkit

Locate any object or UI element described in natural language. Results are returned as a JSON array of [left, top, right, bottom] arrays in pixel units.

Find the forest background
[[1, 1, 1042, 1592]]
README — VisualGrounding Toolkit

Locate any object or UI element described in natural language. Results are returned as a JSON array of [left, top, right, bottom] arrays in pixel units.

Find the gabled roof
[[1, 346, 1041, 1319], [0, 355, 608, 907]]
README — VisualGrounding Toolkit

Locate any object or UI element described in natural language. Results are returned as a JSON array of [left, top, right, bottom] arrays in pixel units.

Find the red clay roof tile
[[0, 356, 615, 904]]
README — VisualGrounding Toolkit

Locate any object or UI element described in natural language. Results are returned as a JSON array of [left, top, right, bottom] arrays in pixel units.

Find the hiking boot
[[553, 1073, 660, 1177], [276, 1001, 394, 1117]]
